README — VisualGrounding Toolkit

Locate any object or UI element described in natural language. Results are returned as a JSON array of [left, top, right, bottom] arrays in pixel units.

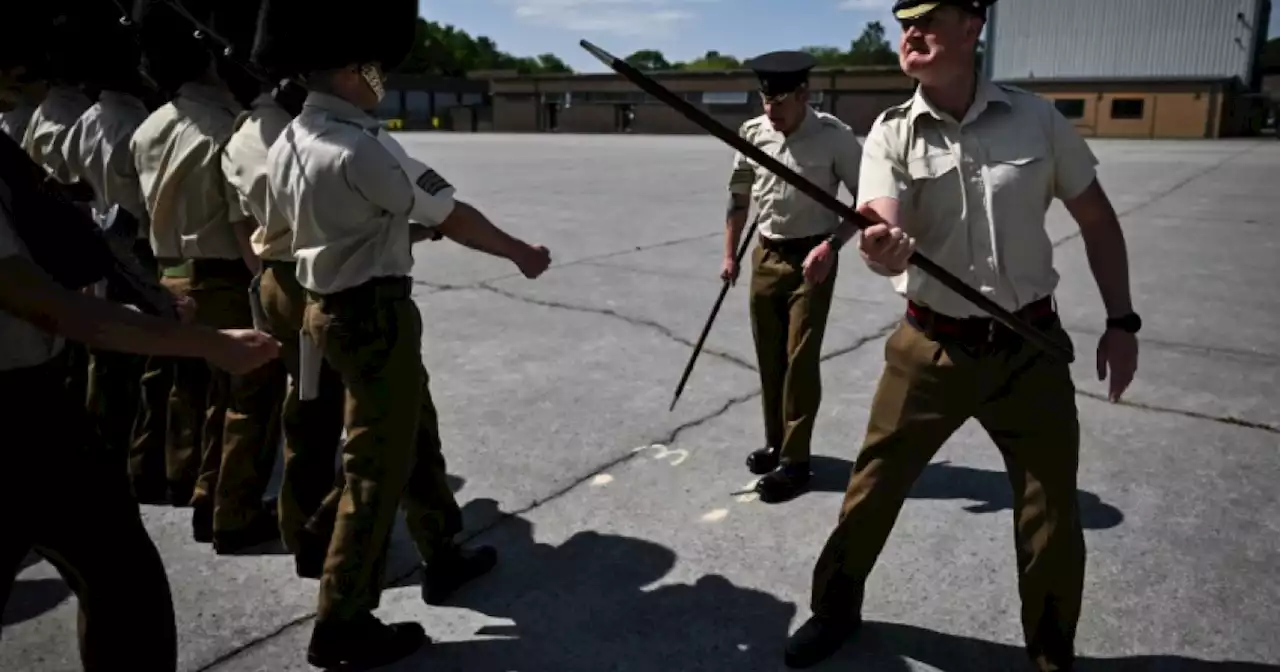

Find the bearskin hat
[[252, 0, 418, 79], [131, 0, 215, 94], [209, 0, 267, 107]]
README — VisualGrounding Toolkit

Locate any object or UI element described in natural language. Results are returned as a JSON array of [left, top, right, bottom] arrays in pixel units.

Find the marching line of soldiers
[[0, 0, 1142, 670]]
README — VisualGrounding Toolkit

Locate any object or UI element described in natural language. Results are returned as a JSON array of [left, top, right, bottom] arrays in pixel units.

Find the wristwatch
[[824, 233, 843, 252], [1105, 312, 1142, 334]]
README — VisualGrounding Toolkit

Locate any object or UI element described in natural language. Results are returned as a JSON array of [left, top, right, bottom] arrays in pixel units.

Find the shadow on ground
[[378, 500, 1259, 672], [809, 457, 1125, 530], [385, 498, 798, 671], [815, 621, 1280, 672]]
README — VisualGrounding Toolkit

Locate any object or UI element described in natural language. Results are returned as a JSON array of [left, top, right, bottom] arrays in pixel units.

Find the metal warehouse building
[[987, 0, 1273, 138]]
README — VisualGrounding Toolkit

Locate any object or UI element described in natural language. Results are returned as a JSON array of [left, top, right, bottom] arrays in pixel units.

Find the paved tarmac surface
[[4, 133, 1279, 672]]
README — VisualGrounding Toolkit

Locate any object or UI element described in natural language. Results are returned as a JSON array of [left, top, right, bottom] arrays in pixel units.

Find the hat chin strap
[[360, 63, 385, 102]]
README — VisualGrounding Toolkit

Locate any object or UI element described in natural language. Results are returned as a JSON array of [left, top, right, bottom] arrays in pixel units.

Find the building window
[[1110, 98, 1145, 120], [1054, 98, 1085, 119]]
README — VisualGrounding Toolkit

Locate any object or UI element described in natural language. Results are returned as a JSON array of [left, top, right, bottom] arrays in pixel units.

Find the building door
[[615, 104, 635, 132], [544, 102, 560, 132]]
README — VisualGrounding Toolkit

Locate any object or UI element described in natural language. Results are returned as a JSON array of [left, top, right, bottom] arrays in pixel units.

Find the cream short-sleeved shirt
[[223, 93, 294, 262], [857, 79, 1098, 318], [0, 182, 64, 371], [61, 91, 151, 239], [21, 85, 92, 185], [130, 82, 246, 261], [728, 107, 863, 240], [267, 92, 456, 295]]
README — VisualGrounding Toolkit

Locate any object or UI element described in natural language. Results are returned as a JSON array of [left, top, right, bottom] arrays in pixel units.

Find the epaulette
[[880, 98, 913, 120]]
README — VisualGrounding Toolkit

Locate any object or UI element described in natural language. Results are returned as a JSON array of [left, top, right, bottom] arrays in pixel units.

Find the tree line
[[394, 19, 911, 76]]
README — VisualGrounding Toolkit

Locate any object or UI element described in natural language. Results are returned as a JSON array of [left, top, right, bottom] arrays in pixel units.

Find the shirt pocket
[[983, 139, 1049, 197], [904, 149, 960, 233]]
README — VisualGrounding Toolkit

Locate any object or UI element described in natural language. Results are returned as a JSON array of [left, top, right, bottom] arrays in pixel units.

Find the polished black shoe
[[191, 502, 213, 543], [755, 463, 812, 503], [422, 544, 498, 605], [213, 509, 281, 554], [746, 446, 780, 475], [784, 614, 861, 668], [295, 527, 330, 579], [306, 615, 429, 671]]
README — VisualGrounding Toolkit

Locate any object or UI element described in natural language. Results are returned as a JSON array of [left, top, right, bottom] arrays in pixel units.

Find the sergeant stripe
[[416, 169, 452, 195]]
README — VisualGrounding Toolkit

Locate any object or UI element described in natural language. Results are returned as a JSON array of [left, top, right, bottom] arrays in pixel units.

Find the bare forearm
[[1080, 220, 1133, 317], [1065, 182, 1134, 317], [0, 258, 223, 358], [436, 201, 527, 261], [724, 193, 749, 258]]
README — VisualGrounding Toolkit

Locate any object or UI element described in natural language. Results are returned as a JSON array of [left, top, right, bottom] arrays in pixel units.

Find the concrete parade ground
[[3, 133, 1279, 671]]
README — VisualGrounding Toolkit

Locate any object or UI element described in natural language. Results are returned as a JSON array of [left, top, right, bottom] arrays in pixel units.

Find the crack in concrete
[[1051, 141, 1261, 248], [472, 281, 759, 373], [1076, 390, 1278, 435]]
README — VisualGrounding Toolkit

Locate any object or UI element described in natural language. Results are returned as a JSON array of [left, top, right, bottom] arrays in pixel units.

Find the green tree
[[624, 49, 673, 71], [845, 21, 897, 65], [395, 19, 574, 76], [674, 50, 741, 70]]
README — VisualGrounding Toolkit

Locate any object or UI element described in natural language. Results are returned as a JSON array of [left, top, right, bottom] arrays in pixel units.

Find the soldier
[[221, 1, 342, 579], [257, 0, 552, 665], [0, 14, 280, 667], [60, 0, 165, 496], [130, 0, 282, 551], [725, 50, 864, 504], [783, 1, 1140, 669]]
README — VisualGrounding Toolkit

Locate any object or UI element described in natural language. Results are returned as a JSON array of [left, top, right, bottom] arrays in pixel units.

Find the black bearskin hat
[[67, 0, 149, 95], [209, 0, 267, 107], [252, 0, 418, 79], [132, 0, 214, 94], [9, 2, 96, 84]]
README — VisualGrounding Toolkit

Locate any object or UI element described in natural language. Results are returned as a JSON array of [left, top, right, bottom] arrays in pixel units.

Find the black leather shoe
[[191, 502, 213, 543], [755, 463, 812, 503], [306, 615, 429, 671], [422, 544, 498, 605], [746, 446, 780, 475], [784, 614, 861, 668], [214, 508, 280, 555], [295, 527, 330, 579]]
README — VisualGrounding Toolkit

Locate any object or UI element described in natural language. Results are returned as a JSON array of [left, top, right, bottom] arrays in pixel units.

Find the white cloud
[[501, 0, 714, 37]]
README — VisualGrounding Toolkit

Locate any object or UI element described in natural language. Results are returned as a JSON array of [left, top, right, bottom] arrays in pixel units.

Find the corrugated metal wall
[[989, 0, 1266, 82]]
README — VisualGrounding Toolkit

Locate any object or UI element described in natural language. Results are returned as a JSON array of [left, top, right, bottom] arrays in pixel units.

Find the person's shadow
[[810, 457, 1125, 530], [814, 620, 1279, 671], [382, 498, 799, 671], [2, 552, 73, 628]]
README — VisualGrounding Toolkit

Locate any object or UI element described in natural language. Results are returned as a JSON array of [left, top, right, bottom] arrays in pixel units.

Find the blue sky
[[418, 0, 1280, 73]]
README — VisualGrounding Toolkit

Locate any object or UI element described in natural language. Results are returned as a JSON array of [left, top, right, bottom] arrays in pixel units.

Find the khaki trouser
[[0, 357, 177, 672], [749, 235, 838, 464], [124, 243, 183, 497], [85, 239, 152, 486], [304, 277, 463, 624], [258, 260, 345, 555], [162, 258, 285, 533], [810, 308, 1084, 672]]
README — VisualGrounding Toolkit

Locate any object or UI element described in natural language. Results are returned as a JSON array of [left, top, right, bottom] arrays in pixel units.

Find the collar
[[251, 92, 284, 112], [98, 90, 147, 112], [908, 76, 1010, 127], [177, 82, 241, 115], [303, 91, 380, 130]]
